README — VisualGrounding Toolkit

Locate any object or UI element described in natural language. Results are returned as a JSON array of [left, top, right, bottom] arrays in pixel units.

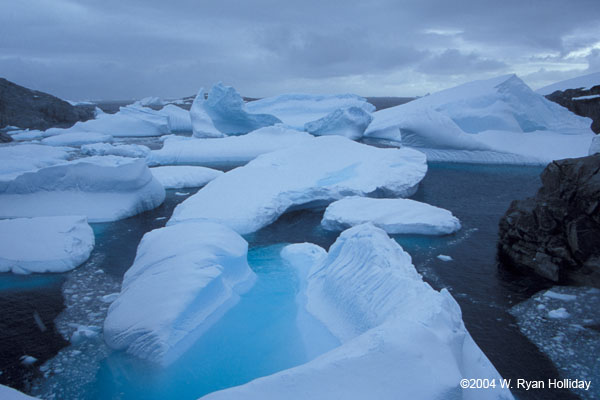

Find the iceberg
[[365, 74, 594, 164], [158, 104, 193, 133], [190, 88, 224, 138], [0, 156, 165, 222], [0, 216, 94, 274], [170, 136, 427, 234], [304, 106, 373, 140], [247, 93, 375, 129], [41, 131, 113, 147], [103, 221, 256, 365], [0, 144, 73, 180], [202, 224, 511, 400], [0, 385, 39, 400], [202, 83, 281, 135], [150, 166, 223, 189], [80, 143, 151, 158], [136, 96, 164, 107], [321, 197, 461, 235], [147, 125, 314, 168]]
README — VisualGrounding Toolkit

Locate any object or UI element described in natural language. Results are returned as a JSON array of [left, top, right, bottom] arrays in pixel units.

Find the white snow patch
[[535, 71, 600, 95], [572, 94, 600, 101]]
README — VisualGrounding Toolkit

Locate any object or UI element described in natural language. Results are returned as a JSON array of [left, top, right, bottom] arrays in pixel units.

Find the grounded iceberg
[[202, 224, 511, 400], [150, 166, 223, 189], [41, 131, 113, 147], [0, 156, 165, 222], [169, 136, 427, 234], [247, 93, 375, 129], [0, 216, 94, 274], [80, 143, 151, 158], [321, 197, 461, 235], [103, 221, 256, 365], [304, 106, 373, 140], [190, 88, 225, 138], [365, 74, 594, 164], [201, 83, 281, 135], [147, 125, 314, 168], [0, 144, 73, 180]]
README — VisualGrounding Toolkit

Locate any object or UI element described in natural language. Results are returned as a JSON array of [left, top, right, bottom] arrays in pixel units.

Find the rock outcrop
[[0, 78, 95, 130], [545, 85, 600, 133], [498, 154, 600, 287]]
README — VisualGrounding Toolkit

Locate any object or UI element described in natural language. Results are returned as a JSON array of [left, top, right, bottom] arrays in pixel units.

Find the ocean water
[[1, 162, 585, 400]]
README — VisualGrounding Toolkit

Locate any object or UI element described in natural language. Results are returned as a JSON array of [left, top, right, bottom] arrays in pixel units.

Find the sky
[[1, 0, 599, 100]]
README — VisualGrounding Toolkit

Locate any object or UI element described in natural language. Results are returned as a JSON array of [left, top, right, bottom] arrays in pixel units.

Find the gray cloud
[[1, 0, 599, 99]]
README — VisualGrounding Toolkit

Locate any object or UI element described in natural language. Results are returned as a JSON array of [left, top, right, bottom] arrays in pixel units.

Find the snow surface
[[150, 166, 223, 189], [0, 156, 165, 222], [589, 135, 600, 155], [535, 71, 600, 95], [41, 131, 113, 147], [365, 74, 594, 164], [202, 83, 281, 135], [0, 216, 94, 274], [0, 385, 39, 400], [0, 144, 73, 180], [202, 224, 511, 400], [147, 125, 314, 168], [304, 106, 373, 140], [247, 93, 375, 129], [80, 143, 151, 158], [321, 197, 461, 235], [190, 88, 224, 138], [104, 221, 256, 365], [169, 136, 427, 234]]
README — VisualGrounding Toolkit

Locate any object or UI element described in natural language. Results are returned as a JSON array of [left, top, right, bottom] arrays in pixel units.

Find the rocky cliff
[[498, 154, 600, 287], [545, 85, 600, 133], [0, 78, 95, 130]]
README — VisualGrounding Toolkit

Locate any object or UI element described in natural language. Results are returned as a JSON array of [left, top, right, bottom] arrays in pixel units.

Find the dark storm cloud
[[1, 0, 599, 99]]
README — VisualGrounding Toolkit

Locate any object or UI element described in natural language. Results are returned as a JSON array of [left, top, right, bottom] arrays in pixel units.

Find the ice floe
[[0, 144, 73, 180], [304, 106, 373, 140], [365, 74, 594, 164], [321, 197, 461, 235], [0, 216, 94, 274], [247, 93, 375, 129], [41, 131, 113, 147], [103, 221, 256, 365], [150, 166, 223, 189], [203, 224, 511, 400], [80, 143, 151, 158], [0, 156, 165, 222], [147, 125, 314, 168], [169, 136, 427, 234]]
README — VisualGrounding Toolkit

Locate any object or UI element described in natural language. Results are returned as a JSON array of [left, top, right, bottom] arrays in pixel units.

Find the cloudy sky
[[1, 0, 599, 100]]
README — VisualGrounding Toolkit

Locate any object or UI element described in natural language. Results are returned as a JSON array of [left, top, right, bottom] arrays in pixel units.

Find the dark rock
[[545, 85, 600, 133], [498, 154, 600, 287], [0, 131, 12, 143], [0, 78, 95, 131]]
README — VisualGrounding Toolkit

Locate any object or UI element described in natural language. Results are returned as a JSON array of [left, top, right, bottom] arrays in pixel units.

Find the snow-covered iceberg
[[0, 144, 73, 180], [147, 125, 314, 168], [0, 156, 165, 222], [321, 197, 461, 235], [41, 131, 113, 147], [190, 88, 224, 138], [202, 224, 511, 400], [247, 93, 375, 129], [80, 143, 151, 158], [202, 83, 281, 135], [304, 106, 373, 140], [103, 221, 256, 365], [158, 104, 193, 133], [150, 166, 223, 189], [0, 216, 94, 274], [535, 71, 600, 95], [365, 74, 594, 164], [170, 136, 427, 234]]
